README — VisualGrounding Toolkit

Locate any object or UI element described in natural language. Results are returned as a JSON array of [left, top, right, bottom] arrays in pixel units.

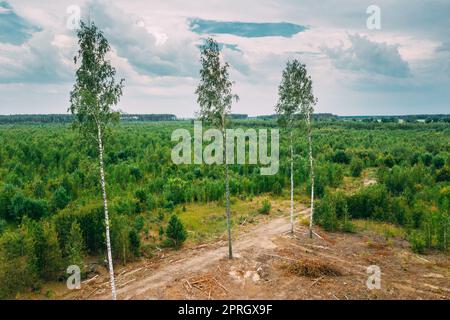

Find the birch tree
[[195, 38, 239, 259], [297, 65, 317, 239], [69, 21, 124, 300], [276, 60, 317, 237], [275, 61, 302, 234]]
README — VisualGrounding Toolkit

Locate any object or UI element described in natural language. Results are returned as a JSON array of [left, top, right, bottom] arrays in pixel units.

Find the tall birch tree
[[69, 21, 124, 300], [298, 66, 317, 239], [275, 60, 302, 234], [276, 60, 317, 237], [195, 38, 239, 259]]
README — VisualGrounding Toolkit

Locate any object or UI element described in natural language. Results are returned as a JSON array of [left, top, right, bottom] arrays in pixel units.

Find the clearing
[[49, 200, 450, 300]]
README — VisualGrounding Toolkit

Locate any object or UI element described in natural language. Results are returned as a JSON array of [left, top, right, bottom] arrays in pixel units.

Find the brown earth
[[57, 204, 449, 301]]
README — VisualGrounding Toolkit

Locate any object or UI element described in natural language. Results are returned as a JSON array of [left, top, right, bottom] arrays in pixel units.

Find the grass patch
[[353, 219, 405, 239], [177, 196, 269, 244]]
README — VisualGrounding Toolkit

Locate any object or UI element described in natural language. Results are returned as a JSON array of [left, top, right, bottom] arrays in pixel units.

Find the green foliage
[[54, 203, 105, 255], [23, 219, 63, 281], [421, 153, 433, 166], [350, 158, 364, 177], [128, 229, 141, 257], [314, 192, 354, 232], [0, 118, 449, 295], [275, 60, 316, 128], [347, 184, 390, 220], [383, 154, 395, 168], [408, 230, 426, 254], [258, 199, 271, 215], [66, 221, 85, 272], [0, 230, 38, 298], [0, 184, 15, 220], [11, 193, 49, 221], [315, 196, 338, 232], [134, 215, 145, 233], [165, 214, 187, 249], [333, 150, 351, 164], [436, 166, 450, 182], [433, 155, 445, 169], [158, 225, 165, 240], [196, 37, 238, 129], [69, 21, 124, 140], [0, 219, 6, 235], [52, 186, 71, 211]]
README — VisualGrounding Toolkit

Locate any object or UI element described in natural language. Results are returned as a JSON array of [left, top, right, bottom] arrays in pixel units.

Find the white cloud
[[0, 0, 449, 116], [322, 34, 410, 78]]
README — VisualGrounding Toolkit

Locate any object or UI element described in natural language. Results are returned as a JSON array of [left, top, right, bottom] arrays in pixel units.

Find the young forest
[[0, 22, 448, 300]]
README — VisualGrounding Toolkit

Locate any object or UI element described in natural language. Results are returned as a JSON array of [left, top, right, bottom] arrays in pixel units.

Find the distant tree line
[[339, 114, 450, 123], [255, 113, 337, 121], [0, 114, 178, 124]]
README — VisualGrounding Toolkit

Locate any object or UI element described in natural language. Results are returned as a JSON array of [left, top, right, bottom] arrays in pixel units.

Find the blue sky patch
[[189, 18, 307, 38], [0, 1, 40, 45]]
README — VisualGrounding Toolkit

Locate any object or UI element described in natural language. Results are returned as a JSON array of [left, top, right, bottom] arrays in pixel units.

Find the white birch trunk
[[97, 125, 117, 300], [223, 127, 233, 259], [225, 161, 232, 259], [306, 111, 315, 239], [290, 131, 294, 234]]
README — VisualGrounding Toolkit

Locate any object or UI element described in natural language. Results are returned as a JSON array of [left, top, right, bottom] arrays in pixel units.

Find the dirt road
[[65, 204, 449, 300]]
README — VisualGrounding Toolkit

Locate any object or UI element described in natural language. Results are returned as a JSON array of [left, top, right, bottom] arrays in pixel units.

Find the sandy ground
[[60, 204, 449, 300]]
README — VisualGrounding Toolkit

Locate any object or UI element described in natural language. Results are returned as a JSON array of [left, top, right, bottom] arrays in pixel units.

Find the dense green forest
[[0, 120, 449, 297]]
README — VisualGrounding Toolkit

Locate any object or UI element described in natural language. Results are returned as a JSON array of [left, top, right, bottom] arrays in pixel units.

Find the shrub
[[11, 193, 49, 221], [165, 214, 187, 249], [158, 225, 164, 240], [0, 184, 15, 221], [332, 150, 351, 164], [66, 221, 85, 273], [52, 186, 71, 211], [350, 158, 364, 177], [258, 199, 271, 215], [436, 166, 450, 182], [408, 230, 426, 254], [347, 184, 390, 220], [433, 155, 445, 169], [0, 219, 6, 235], [128, 229, 141, 257], [421, 153, 433, 166], [383, 155, 395, 168], [134, 215, 145, 233], [315, 195, 338, 232], [24, 220, 63, 281], [0, 230, 38, 298], [272, 181, 282, 195], [54, 203, 104, 255]]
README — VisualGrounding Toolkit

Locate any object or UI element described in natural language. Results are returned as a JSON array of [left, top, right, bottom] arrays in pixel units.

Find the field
[[0, 120, 449, 299]]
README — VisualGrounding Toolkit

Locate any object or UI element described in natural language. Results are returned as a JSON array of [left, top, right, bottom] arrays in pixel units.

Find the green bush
[[315, 197, 338, 232], [332, 150, 351, 164], [158, 225, 164, 240], [165, 214, 187, 249], [0, 229, 38, 298], [129, 229, 141, 257], [23, 219, 63, 281], [347, 184, 390, 220], [433, 155, 445, 169], [11, 193, 49, 221], [350, 158, 364, 177], [408, 230, 426, 254], [51, 186, 71, 211], [66, 221, 85, 272], [0, 219, 7, 235], [54, 203, 104, 255], [258, 199, 271, 215]]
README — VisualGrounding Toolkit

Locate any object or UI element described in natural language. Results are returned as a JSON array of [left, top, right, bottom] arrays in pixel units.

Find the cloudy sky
[[0, 0, 449, 117]]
